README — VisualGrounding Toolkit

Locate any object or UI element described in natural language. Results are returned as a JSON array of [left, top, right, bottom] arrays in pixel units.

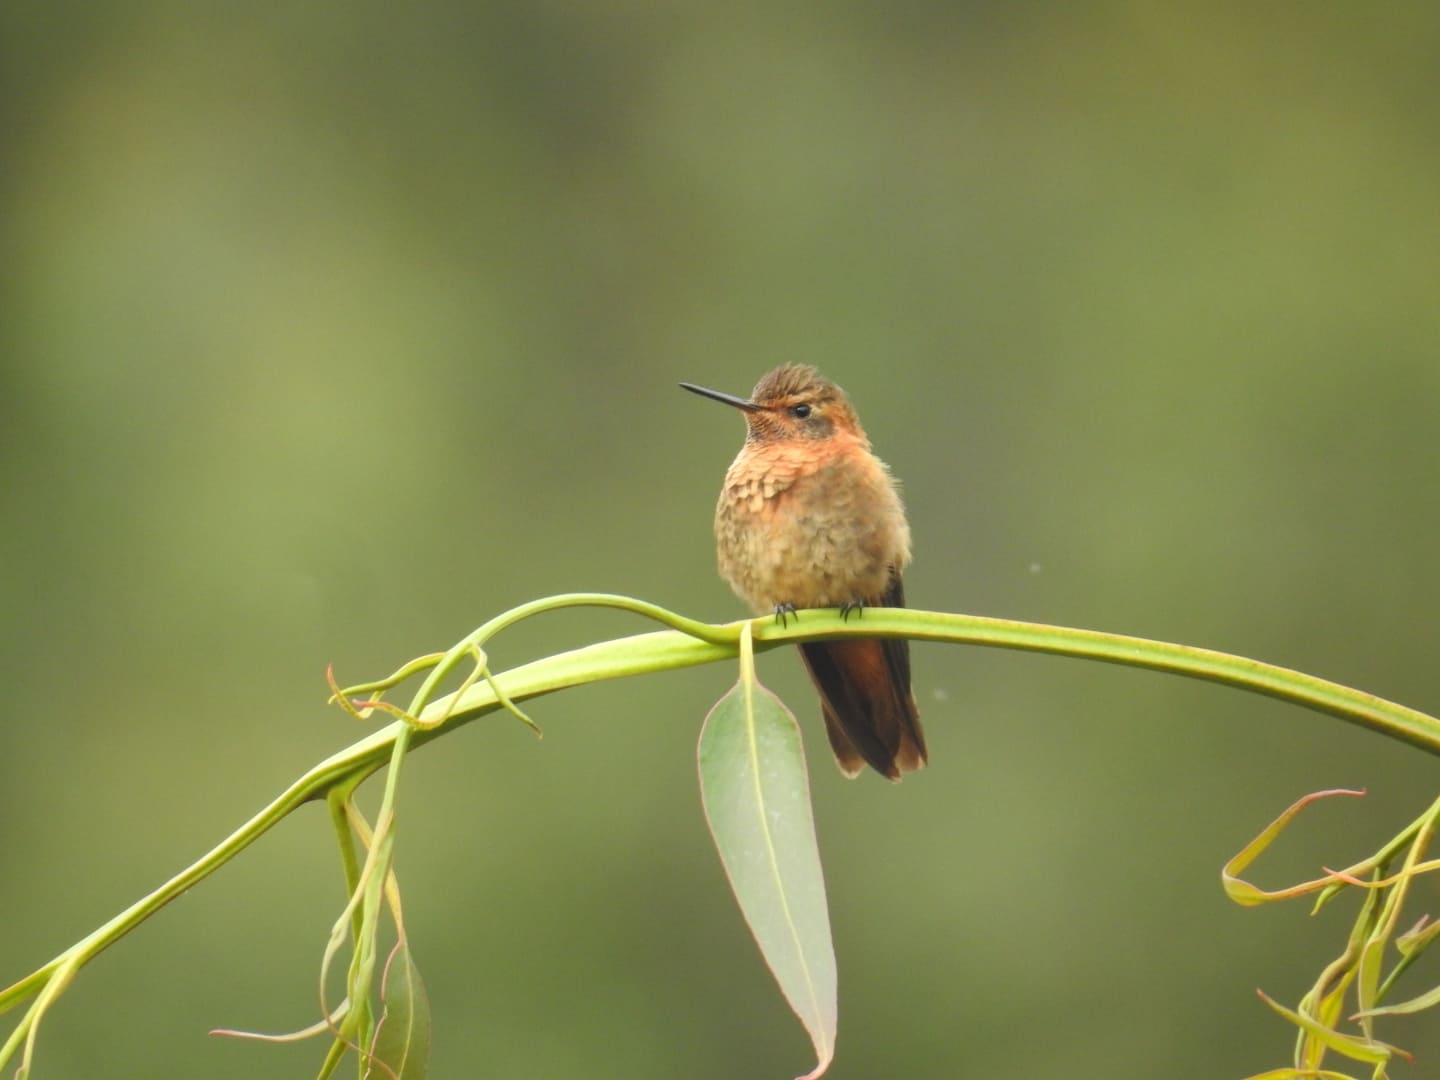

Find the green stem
[[416, 606, 1440, 758], [783, 609, 1440, 755]]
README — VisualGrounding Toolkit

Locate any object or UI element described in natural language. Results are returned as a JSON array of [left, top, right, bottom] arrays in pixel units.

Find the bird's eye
[[789, 403, 812, 419]]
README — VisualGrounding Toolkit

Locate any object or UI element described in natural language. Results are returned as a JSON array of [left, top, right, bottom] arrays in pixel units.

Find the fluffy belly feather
[[714, 457, 905, 613]]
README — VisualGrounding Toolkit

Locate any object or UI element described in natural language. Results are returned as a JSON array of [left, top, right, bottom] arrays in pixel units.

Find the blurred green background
[[4, 5, 1440, 1078]]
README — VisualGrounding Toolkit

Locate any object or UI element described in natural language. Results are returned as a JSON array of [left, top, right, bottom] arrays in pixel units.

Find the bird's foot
[[840, 599, 865, 622], [773, 602, 798, 627]]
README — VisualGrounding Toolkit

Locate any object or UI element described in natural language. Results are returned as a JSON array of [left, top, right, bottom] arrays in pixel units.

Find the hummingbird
[[680, 364, 927, 780]]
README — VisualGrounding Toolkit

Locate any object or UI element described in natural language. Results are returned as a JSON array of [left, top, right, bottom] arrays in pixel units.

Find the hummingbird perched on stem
[[680, 364, 927, 781]]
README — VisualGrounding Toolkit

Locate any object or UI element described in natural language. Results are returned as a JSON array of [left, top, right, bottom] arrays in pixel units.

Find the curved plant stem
[[785, 609, 1440, 755]]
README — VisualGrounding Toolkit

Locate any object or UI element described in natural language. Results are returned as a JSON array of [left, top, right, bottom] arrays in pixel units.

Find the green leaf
[[698, 623, 836, 1080], [1254, 990, 1403, 1065], [1395, 915, 1440, 957], [367, 940, 431, 1080], [1221, 789, 1367, 906], [1355, 978, 1440, 1019]]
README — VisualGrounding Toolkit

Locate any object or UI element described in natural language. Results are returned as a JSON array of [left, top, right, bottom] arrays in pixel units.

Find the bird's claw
[[773, 602, 798, 627], [840, 599, 865, 622]]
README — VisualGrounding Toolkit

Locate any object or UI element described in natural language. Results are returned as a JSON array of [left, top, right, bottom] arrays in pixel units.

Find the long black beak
[[678, 382, 762, 411]]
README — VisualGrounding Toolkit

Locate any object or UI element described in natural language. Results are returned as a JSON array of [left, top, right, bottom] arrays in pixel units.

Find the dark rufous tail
[[796, 572, 927, 781]]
